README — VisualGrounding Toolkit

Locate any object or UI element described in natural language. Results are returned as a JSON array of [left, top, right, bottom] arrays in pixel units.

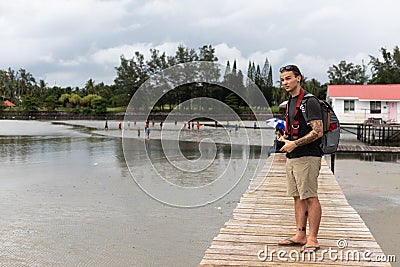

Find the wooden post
[[357, 124, 360, 140], [361, 124, 364, 142], [368, 125, 371, 144], [378, 126, 381, 145], [363, 124, 367, 142]]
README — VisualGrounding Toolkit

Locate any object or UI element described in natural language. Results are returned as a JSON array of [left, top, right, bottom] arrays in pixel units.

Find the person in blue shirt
[[146, 127, 150, 139]]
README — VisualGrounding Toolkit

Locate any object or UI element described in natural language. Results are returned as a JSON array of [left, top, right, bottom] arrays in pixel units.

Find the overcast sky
[[1, 0, 399, 87]]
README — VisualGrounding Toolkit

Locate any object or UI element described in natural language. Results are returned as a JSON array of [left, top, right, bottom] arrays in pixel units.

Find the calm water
[[0, 120, 266, 266]]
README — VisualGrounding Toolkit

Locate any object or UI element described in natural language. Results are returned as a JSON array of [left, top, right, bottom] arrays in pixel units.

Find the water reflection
[[336, 152, 400, 163], [122, 138, 263, 189], [0, 121, 266, 265], [0, 136, 74, 164], [0, 131, 264, 187], [123, 138, 264, 206]]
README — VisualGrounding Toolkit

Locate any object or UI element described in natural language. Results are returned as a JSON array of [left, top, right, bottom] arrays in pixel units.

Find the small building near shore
[[3, 100, 16, 107], [327, 84, 400, 123]]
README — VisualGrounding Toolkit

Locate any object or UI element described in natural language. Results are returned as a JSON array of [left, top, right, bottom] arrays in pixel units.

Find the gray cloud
[[1, 0, 399, 87]]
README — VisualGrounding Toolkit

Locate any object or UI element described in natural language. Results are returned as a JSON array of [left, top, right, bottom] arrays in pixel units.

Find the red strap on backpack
[[285, 88, 305, 140]]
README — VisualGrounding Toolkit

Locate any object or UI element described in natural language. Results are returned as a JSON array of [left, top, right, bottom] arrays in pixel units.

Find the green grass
[[107, 106, 127, 113]]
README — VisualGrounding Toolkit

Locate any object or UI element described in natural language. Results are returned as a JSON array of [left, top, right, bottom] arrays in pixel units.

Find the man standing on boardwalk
[[277, 65, 323, 252]]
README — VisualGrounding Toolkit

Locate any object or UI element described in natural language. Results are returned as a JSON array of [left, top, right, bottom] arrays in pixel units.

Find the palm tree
[[303, 78, 321, 96], [17, 68, 36, 100], [85, 79, 95, 95], [38, 79, 47, 97], [272, 86, 287, 106], [0, 70, 7, 100], [1, 68, 18, 103]]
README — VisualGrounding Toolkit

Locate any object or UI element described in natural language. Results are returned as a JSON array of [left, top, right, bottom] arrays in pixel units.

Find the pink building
[[327, 84, 400, 123]]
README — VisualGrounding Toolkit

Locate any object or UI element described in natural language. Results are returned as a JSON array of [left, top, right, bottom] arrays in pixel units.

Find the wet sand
[[323, 130, 399, 266], [55, 119, 275, 147], [334, 157, 400, 266], [0, 154, 246, 266]]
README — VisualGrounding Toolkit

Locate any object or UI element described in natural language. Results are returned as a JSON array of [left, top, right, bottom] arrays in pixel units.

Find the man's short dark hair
[[279, 65, 302, 80]]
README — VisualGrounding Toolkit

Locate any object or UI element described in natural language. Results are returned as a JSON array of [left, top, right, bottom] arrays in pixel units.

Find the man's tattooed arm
[[294, 120, 324, 147]]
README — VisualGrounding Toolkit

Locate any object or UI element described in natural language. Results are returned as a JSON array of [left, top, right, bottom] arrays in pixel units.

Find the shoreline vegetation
[[0, 110, 281, 121], [2, 45, 399, 128]]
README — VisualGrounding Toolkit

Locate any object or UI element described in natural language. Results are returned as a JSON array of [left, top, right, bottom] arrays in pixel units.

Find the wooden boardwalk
[[199, 153, 391, 266]]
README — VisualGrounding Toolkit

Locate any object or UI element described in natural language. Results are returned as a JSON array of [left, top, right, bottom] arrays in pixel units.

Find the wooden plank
[[207, 242, 385, 252], [200, 258, 390, 267], [202, 252, 389, 266], [199, 153, 391, 266]]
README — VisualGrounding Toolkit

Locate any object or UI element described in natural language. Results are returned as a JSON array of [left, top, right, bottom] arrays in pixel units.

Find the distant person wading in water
[[146, 126, 150, 139]]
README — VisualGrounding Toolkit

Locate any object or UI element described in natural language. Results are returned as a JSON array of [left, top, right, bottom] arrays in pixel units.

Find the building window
[[370, 101, 381, 114], [344, 100, 355, 112]]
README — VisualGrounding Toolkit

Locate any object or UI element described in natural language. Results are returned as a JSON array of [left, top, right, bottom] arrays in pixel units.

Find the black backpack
[[300, 93, 340, 154]]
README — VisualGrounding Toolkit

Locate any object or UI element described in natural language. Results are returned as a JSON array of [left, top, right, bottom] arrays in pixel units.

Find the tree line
[[1, 44, 399, 113]]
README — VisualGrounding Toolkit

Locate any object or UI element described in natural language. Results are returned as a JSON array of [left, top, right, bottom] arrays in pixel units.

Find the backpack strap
[[285, 88, 305, 140], [300, 93, 315, 125]]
